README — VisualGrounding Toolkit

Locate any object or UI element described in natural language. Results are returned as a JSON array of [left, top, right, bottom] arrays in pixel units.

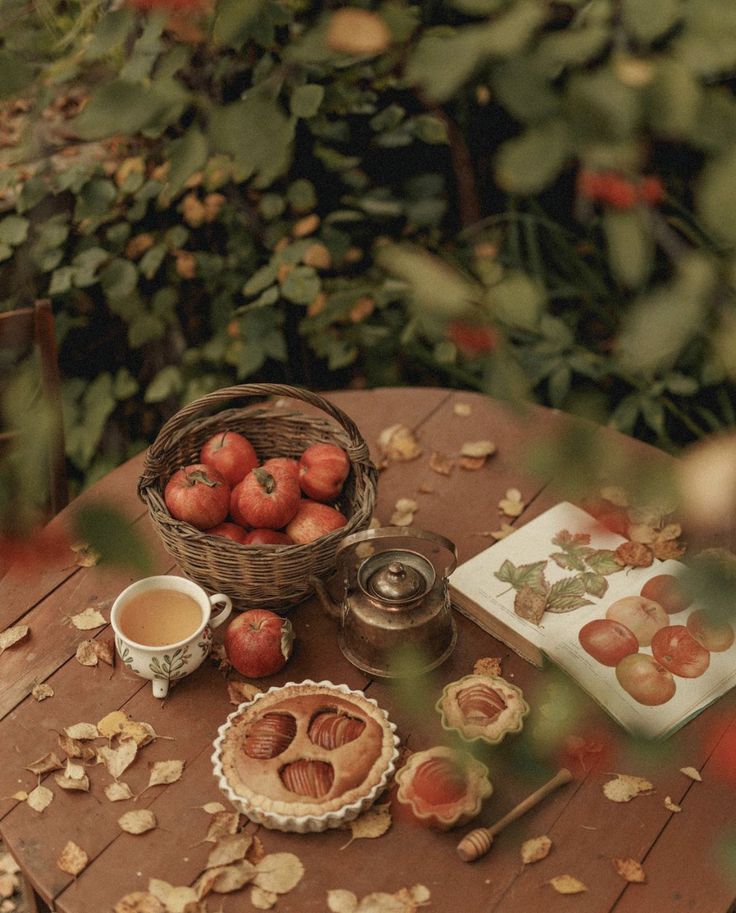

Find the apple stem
[[253, 468, 276, 494], [186, 469, 219, 487]]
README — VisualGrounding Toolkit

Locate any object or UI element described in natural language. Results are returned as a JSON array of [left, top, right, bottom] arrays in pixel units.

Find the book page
[[449, 501, 736, 740]]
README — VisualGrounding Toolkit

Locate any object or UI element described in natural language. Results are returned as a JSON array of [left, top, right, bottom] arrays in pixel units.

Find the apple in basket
[[233, 466, 301, 529], [224, 609, 295, 678], [244, 528, 294, 545], [298, 443, 350, 502], [164, 464, 230, 529], [286, 500, 348, 544], [205, 521, 250, 543], [200, 431, 259, 486]]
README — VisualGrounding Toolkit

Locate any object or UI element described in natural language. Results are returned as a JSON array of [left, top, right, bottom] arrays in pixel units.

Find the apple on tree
[[200, 431, 259, 486], [224, 609, 295, 678], [164, 463, 230, 530]]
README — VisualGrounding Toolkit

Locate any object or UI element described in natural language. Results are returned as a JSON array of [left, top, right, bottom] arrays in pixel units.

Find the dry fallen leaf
[[680, 766, 702, 781], [119, 720, 157, 747], [98, 740, 138, 780], [94, 638, 115, 666], [144, 759, 185, 791], [227, 681, 262, 705], [26, 785, 53, 812], [664, 796, 682, 812], [327, 889, 358, 913], [613, 857, 646, 883], [70, 607, 106, 630], [57, 841, 89, 877], [602, 773, 654, 802], [114, 892, 165, 913], [377, 424, 422, 464], [207, 860, 258, 894], [613, 540, 653, 568], [473, 656, 503, 678], [58, 732, 94, 761], [97, 711, 130, 740], [428, 452, 454, 476], [26, 752, 64, 776], [201, 802, 226, 815], [31, 682, 54, 702], [75, 641, 99, 666], [251, 886, 278, 909], [460, 440, 496, 460], [0, 854, 20, 875], [205, 834, 252, 869], [499, 488, 524, 517], [105, 781, 134, 802], [253, 853, 305, 894], [0, 871, 19, 899], [453, 402, 472, 416], [149, 879, 198, 913], [0, 625, 30, 653], [119, 809, 157, 835], [55, 760, 90, 792], [341, 803, 392, 848], [521, 835, 552, 865], [204, 810, 240, 842], [389, 497, 418, 526], [71, 542, 99, 567], [65, 722, 99, 741], [549, 875, 587, 894]]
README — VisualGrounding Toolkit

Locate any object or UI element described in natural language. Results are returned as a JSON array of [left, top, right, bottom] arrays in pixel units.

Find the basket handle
[[138, 383, 371, 491]]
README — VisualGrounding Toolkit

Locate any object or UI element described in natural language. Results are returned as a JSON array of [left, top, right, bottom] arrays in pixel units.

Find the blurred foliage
[[1, 0, 736, 514]]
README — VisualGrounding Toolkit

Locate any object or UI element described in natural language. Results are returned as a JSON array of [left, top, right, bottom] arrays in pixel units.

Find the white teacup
[[111, 575, 232, 698]]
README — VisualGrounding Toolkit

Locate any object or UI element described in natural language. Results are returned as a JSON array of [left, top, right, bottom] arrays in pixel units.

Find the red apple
[[244, 528, 294, 545], [578, 618, 639, 667], [229, 480, 248, 527], [299, 443, 350, 502], [651, 625, 711, 678], [234, 467, 301, 530], [200, 431, 259, 486], [164, 463, 230, 530], [285, 500, 348, 544], [605, 595, 668, 647], [205, 521, 249, 543], [615, 653, 676, 705], [262, 457, 300, 481], [686, 609, 736, 652], [224, 609, 294, 678], [640, 574, 692, 614]]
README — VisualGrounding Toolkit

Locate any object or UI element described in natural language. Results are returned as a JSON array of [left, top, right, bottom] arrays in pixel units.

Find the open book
[[449, 501, 736, 740]]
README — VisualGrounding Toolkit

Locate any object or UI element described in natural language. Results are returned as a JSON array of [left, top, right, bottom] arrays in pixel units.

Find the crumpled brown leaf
[[548, 875, 587, 894], [428, 452, 454, 476], [0, 624, 29, 653], [613, 857, 646, 883], [473, 656, 503, 678], [72, 542, 99, 567], [377, 424, 422, 465], [57, 841, 89, 876], [203, 810, 240, 843], [520, 835, 552, 865], [227, 681, 262, 705], [65, 722, 99, 741], [26, 752, 64, 776], [31, 682, 54, 702], [602, 773, 654, 802], [75, 640, 99, 666], [55, 760, 90, 791]]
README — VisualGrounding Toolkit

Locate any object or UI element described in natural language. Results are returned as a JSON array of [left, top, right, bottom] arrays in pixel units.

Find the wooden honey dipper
[[456, 767, 573, 862]]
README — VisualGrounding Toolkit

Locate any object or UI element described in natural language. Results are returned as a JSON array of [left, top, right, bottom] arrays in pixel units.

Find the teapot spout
[[310, 574, 342, 621]]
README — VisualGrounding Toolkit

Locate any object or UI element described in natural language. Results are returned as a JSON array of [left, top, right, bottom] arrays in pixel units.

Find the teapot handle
[[336, 527, 458, 578]]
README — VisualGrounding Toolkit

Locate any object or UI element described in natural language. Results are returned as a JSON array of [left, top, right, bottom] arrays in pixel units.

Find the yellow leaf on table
[[204, 834, 252, 869], [549, 875, 587, 894], [114, 892, 165, 913], [204, 810, 240, 842], [75, 641, 98, 666], [31, 682, 54, 702], [253, 853, 305, 894], [25, 752, 64, 776], [55, 760, 90, 792], [65, 722, 99, 741], [460, 440, 496, 459], [26, 785, 53, 812], [105, 781, 134, 802], [57, 841, 89, 876], [499, 488, 524, 517], [664, 796, 682, 812], [204, 859, 257, 893], [0, 624, 29, 653], [98, 740, 138, 780], [251, 886, 278, 909], [70, 607, 106, 630], [377, 424, 422, 464], [327, 888, 359, 913], [602, 773, 654, 802], [680, 766, 702, 781], [97, 710, 130, 740], [201, 801, 226, 815], [145, 759, 185, 790], [148, 879, 198, 913], [613, 857, 646, 883], [119, 809, 157, 835], [71, 543, 99, 567], [453, 402, 472, 416], [341, 803, 392, 848], [521, 835, 552, 865]]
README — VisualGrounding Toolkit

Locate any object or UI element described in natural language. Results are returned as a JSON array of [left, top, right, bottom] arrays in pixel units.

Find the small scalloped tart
[[435, 674, 529, 744], [395, 745, 493, 830], [211, 680, 399, 833]]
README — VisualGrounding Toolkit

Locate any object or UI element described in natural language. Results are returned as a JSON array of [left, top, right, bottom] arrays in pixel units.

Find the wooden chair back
[[0, 300, 68, 517]]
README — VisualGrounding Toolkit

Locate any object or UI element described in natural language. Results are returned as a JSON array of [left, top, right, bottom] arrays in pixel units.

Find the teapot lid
[[360, 550, 434, 605]]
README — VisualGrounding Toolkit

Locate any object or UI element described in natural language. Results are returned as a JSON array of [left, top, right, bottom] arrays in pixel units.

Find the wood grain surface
[[0, 387, 734, 913]]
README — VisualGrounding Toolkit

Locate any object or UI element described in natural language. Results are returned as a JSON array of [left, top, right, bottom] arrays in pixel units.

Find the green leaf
[[139, 244, 167, 280], [290, 84, 325, 119], [281, 266, 321, 304], [492, 55, 560, 123], [243, 263, 279, 296], [72, 247, 110, 287], [145, 365, 183, 403], [645, 58, 701, 138], [72, 78, 188, 141], [546, 576, 593, 612], [100, 259, 138, 301], [494, 558, 548, 592], [74, 179, 117, 223], [128, 313, 165, 348], [85, 8, 136, 60], [564, 67, 641, 144], [603, 208, 653, 289], [0, 215, 29, 246], [449, 0, 507, 14], [495, 119, 571, 195], [411, 114, 448, 144], [488, 272, 545, 329], [585, 550, 622, 576], [163, 125, 209, 200], [535, 24, 610, 76], [213, 0, 267, 46], [287, 178, 317, 212], [72, 503, 153, 576], [209, 91, 295, 186], [0, 52, 35, 99], [113, 368, 139, 400], [49, 267, 74, 296], [579, 572, 609, 598], [621, 0, 681, 43], [697, 147, 736, 245]]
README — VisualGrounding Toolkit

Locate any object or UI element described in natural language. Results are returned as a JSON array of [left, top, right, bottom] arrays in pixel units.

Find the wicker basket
[[137, 384, 378, 610]]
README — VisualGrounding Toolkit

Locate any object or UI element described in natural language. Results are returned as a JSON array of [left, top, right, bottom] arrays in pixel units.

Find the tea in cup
[[111, 575, 232, 698]]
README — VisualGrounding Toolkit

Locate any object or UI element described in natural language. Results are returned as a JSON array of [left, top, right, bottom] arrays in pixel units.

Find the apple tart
[[212, 680, 399, 832], [435, 674, 529, 744]]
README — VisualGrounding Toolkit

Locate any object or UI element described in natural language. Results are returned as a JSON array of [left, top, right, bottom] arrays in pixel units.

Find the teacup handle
[[208, 594, 232, 629]]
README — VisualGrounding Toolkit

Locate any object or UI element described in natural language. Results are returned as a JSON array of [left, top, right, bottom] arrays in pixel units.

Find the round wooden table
[[0, 387, 734, 913]]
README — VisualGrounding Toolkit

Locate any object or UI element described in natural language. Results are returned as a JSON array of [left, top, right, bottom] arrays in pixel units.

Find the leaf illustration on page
[[585, 549, 623, 576], [495, 559, 547, 594], [545, 576, 594, 613], [579, 571, 608, 598]]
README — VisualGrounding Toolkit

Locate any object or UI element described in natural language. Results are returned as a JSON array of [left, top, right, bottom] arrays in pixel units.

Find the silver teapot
[[313, 527, 458, 678]]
